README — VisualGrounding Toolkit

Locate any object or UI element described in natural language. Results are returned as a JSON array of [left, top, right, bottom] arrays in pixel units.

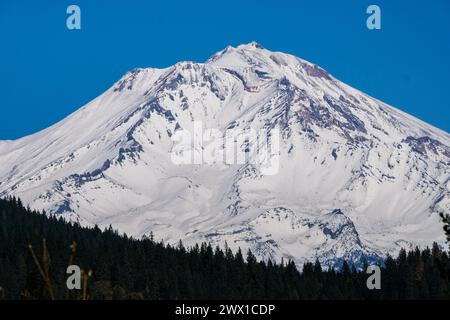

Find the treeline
[[0, 196, 449, 300]]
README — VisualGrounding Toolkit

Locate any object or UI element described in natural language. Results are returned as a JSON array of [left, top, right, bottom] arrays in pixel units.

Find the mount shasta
[[1, 42, 449, 268]]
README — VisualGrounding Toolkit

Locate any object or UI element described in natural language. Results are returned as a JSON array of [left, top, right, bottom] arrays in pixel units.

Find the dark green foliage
[[441, 212, 450, 244], [0, 196, 449, 300]]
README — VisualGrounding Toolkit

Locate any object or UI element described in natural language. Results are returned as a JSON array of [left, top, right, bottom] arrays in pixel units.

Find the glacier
[[0, 42, 449, 268]]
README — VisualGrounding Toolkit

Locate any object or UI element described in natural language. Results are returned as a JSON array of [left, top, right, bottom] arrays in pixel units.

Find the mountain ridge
[[0, 42, 449, 268]]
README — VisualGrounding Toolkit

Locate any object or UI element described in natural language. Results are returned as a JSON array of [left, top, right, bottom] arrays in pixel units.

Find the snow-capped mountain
[[1, 42, 449, 268]]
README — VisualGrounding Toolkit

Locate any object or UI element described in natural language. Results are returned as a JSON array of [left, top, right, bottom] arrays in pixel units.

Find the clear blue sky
[[1, 0, 449, 139]]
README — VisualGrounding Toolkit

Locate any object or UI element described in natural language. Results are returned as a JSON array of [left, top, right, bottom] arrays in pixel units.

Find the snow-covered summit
[[0, 43, 449, 268]]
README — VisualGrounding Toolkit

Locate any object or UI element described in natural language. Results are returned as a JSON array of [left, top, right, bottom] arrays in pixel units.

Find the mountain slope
[[1, 42, 449, 268]]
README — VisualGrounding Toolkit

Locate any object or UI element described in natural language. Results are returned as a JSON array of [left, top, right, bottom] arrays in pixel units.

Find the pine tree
[[440, 212, 450, 245], [0, 197, 449, 300]]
